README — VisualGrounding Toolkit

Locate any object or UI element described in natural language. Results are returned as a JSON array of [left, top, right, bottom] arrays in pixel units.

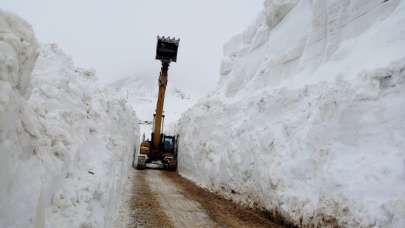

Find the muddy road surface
[[116, 168, 284, 228]]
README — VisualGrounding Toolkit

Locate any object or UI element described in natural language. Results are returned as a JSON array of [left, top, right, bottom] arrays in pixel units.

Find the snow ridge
[[0, 11, 138, 228], [177, 0, 405, 227]]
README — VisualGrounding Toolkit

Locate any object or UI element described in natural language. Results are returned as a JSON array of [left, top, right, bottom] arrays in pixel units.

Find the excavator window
[[163, 137, 174, 151]]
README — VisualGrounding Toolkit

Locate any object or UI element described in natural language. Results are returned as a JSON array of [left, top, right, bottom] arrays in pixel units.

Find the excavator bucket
[[156, 36, 180, 62]]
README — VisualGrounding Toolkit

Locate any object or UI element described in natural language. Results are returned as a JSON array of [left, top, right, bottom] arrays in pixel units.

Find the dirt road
[[116, 168, 284, 228]]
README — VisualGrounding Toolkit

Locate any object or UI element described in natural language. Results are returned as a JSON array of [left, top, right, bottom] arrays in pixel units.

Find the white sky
[[2, 0, 263, 97]]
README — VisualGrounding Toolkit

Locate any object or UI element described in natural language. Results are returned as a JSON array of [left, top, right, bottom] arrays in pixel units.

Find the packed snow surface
[[0, 11, 138, 228], [177, 0, 405, 227]]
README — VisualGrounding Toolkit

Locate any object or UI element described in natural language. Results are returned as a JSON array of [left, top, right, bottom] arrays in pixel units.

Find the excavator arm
[[136, 36, 180, 170], [152, 36, 179, 149], [152, 61, 169, 148]]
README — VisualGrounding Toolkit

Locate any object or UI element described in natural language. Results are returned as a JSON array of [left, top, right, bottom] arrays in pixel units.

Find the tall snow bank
[[0, 11, 138, 228], [177, 0, 405, 227], [0, 10, 41, 228]]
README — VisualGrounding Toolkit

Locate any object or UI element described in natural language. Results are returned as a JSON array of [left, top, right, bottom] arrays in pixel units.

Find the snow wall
[[0, 11, 139, 228], [177, 0, 405, 227]]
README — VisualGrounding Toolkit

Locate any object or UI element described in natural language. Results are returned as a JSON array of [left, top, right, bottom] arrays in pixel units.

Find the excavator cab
[[135, 36, 180, 171]]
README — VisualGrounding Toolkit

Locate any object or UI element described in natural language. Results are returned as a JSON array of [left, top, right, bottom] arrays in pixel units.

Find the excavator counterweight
[[136, 36, 180, 171]]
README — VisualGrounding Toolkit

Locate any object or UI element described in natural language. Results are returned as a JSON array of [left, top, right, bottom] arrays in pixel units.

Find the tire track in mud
[[162, 172, 283, 228], [128, 170, 173, 227], [127, 169, 283, 228], [147, 170, 218, 227]]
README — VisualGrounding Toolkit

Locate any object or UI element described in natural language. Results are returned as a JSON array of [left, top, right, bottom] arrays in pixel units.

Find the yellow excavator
[[136, 36, 180, 171]]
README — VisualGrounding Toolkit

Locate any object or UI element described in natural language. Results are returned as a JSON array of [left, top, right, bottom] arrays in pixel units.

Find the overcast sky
[[2, 0, 263, 97]]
